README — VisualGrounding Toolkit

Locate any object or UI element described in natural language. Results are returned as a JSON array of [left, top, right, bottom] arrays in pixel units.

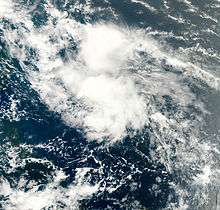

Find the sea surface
[[0, 0, 220, 209]]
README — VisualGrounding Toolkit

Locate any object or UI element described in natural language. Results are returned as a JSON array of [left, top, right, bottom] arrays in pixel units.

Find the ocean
[[0, 0, 220, 209]]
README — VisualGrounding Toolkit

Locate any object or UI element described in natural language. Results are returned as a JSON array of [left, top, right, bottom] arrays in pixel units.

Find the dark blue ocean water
[[0, 0, 220, 209]]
